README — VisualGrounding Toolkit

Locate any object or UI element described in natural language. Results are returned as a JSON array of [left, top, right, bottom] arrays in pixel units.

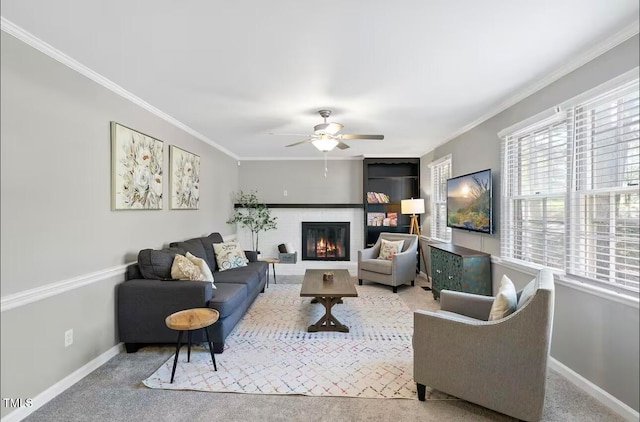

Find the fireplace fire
[[301, 222, 350, 261]]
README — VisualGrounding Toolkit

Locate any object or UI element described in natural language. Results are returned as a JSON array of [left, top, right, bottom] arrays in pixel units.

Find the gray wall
[[420, 34, 640, 412], [0, 32, 239, 418], [238, 159, 363, 203]]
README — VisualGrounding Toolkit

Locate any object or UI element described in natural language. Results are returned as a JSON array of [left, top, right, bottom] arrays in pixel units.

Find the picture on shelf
[[386, 212, 398, 227], [367, 212, 386, 226]]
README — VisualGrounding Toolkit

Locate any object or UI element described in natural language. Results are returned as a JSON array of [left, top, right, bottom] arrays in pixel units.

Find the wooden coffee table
[[300, 269, 358, 333]]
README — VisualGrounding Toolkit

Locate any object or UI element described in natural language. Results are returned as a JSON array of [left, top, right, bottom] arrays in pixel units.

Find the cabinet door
[[462, 256, 492, 296], [431, 248, 450, 299], [444, 254, 464, 292]]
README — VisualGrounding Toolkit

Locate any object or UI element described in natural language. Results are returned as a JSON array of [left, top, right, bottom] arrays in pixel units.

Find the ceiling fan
[[277, 110, 384, 152]]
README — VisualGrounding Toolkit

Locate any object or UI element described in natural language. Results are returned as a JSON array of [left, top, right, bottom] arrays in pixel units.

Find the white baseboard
[[549, 357, 639, 422], [1, 344, 123, 422]]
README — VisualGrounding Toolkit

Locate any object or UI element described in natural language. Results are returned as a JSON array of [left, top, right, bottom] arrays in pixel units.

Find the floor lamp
[[401, 198, 428, 282]]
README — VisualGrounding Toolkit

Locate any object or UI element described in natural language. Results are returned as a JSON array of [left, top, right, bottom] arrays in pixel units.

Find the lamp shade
[[401, 198, 425, 215]]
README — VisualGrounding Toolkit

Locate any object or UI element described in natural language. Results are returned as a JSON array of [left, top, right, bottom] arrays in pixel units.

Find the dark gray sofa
[[117, 232, 267, 353]]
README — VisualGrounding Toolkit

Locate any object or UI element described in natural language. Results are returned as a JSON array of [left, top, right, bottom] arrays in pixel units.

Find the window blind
[[569, 80, 640, 292], [501, 75, 640, 294], [430, 156, 452, 241], [501, 118, 571, 270]]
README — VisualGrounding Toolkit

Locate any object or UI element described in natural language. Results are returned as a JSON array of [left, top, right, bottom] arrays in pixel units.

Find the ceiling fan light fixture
[[314, 122, 343, 135], [312, 136, 339, 152]]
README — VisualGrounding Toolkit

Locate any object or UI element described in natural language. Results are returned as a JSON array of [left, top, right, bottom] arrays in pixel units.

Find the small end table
[[259, 257, 280, 287], [165, 308, 219, 383]]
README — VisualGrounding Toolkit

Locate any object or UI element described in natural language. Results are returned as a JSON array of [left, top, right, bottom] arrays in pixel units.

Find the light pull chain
[[324, 152, 328, 178]]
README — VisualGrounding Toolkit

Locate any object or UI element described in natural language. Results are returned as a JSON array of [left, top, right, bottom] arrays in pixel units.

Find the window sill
[[492, 257, 639, 308]]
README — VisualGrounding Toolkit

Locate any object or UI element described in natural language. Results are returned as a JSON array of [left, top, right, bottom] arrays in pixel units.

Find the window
[[430, 155, 452, 242], [500, 72, 639, 294]]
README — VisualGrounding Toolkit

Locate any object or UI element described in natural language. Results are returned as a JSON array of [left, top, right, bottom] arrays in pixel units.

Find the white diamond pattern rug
[[143, 283, 454, 400]]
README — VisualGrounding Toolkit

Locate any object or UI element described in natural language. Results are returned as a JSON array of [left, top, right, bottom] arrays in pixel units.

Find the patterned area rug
[[143, 283, 454, 400]]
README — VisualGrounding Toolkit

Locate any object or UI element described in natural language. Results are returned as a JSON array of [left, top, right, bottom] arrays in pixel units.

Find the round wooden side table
[[165, 308, 219, 383], [259, 257, 280, 287]]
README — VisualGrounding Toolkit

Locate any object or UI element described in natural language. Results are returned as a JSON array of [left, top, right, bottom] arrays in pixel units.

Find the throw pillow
[[186, 252, 216, 288], [488, 275, 517, 321], [377, 239, 405, 260], [517, 277, 537, 310], [170, 254, 204, 281], [213, 242, 248, 271]]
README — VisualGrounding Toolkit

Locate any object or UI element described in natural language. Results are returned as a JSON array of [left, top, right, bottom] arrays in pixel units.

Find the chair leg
[[393, 286, 398, 293], [417, 383, 426, 401], [170, 331, 184, 384], [358, 279, 363, 285]]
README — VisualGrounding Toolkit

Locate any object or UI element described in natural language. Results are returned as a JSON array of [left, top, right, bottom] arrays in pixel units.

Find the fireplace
[[301, 222, 350, 261]]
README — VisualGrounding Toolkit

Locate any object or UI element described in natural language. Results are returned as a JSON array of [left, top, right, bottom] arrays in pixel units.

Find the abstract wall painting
[[170, 145, 200, 210], [111, 122, 164, 210]]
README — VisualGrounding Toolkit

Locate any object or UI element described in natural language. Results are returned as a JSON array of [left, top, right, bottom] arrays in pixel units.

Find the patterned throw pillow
[[213, 242, 248, 271], [170, 254, 204, 281], [185, 252, 216, 288], [488, 275, 517, 321], [377, 239, 405, 260]]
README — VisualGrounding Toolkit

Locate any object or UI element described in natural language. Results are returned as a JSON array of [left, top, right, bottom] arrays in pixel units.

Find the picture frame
[[111, 122, 163, 210], [170, 145, 200, 210]]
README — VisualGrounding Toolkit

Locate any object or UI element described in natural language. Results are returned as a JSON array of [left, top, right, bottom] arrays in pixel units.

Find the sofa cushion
[[208, 282, 247, 318], [169, 238, 211, 269], [137, 248, 185, 280], [202, 233, 224, 271], [359, 258, 393, 275], [213, 242, 248, 271], [489, 275, 517, 321], [214, 263, 263, 293]]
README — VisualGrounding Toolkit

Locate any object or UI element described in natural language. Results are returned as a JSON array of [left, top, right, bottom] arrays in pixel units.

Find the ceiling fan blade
[[285, 139, 314, 147], [339, 134, 384, 140], [336, 141, 350, 150], [269, 132, 312, 137]]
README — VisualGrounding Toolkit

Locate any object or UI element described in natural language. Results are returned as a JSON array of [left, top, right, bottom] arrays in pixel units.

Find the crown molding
[[240, 155, 364, 161], [0, 17, 239, 160], [420, 20, 640, 157]]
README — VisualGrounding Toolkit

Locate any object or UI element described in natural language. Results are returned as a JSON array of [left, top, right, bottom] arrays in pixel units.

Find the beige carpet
[[143, 283, 455, 400]]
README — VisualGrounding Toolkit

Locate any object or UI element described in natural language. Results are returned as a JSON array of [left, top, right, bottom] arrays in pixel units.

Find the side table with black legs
[[165, 308, 219, 383], [259, 257, 280, 287]]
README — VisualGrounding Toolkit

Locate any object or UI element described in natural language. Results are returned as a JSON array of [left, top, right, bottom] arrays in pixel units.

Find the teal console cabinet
[[429, 243, 492, 300]]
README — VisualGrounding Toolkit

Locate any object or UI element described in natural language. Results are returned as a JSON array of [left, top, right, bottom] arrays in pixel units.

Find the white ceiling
[[2, 1, 639, 160]]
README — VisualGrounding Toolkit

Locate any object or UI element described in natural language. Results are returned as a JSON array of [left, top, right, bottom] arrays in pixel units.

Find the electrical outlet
[[64, 329, 73, 347], [283, 189, 288, 197]]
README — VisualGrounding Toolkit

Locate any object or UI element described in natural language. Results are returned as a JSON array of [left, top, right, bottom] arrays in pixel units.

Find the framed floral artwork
[[111, 122, 163, 210], [170, 145, 200, 209]]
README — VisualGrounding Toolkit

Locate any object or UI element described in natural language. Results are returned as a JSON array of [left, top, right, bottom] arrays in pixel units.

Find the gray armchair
[[357, 232, 418, 293], [413, 268, 555, 421]]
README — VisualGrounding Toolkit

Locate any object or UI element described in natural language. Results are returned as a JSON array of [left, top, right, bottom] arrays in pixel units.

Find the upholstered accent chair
[[413, 268, 555, 421], [357, 232, 419, 293]]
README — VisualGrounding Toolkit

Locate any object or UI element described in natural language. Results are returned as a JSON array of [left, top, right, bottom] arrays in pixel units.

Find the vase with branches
[[226, 190, 277, 253]]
